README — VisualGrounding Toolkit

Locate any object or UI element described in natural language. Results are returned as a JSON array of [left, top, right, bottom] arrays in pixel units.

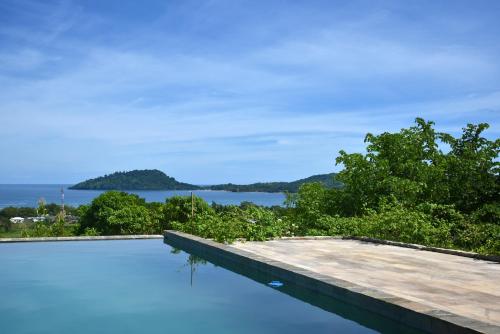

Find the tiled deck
[[232, 238, 500, 328]]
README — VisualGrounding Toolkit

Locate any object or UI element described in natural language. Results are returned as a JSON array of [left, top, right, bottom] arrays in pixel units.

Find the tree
[[439, 123, 499, 212], [108, 205, 156, 234], [334, 118, 498, 214], [79, 191, 148, 235], [162, 195, 214, 230]]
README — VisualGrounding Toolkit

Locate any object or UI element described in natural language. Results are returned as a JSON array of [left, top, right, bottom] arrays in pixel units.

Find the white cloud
[[0, 0, 499, 182]]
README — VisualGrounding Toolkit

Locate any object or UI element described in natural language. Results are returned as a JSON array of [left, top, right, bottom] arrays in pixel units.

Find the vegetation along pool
[[0, 239, 421, 333]]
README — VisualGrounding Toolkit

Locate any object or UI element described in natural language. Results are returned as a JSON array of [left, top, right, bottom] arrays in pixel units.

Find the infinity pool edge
[[164, 230, 499, 334]]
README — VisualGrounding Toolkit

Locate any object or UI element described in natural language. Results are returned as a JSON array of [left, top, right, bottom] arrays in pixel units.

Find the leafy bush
[[83, 227, 100, 236], [276, 119, 498, 255], [20, 215, 77, 238], [108, 205, 156, 234], [163, 195, 214, 230], [78, 191, 159, 235], [471, 203, 500, 225], [336, 119, 499, 213], [170, 199, 297, 243], [361, 204, 452, 247]]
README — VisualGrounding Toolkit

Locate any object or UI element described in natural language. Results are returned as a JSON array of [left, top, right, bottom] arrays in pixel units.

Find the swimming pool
[[0, 240, 420, 333]]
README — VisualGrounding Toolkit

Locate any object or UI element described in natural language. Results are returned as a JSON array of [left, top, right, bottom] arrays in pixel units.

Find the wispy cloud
[[0, 0, 499, 183]]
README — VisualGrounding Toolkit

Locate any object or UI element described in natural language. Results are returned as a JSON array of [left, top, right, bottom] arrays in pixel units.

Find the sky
[[0, 0, 499, 184]]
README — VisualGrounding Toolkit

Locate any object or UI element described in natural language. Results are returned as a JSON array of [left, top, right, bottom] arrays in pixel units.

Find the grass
[[0, 229, 24, 238]]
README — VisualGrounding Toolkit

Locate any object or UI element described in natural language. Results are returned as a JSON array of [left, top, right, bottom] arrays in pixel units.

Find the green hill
[[70, 170, 341, 192], [207, 173, 341, 193], [69, 170, 200, 190]]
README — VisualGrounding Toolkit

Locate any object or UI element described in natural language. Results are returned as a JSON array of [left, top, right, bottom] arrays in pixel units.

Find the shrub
[[362, 204, 452, 247], [162, 195, 214, 230], [471, 203, 500, 225], [78, 191, 150, 235], [108, 205, 157, 234]]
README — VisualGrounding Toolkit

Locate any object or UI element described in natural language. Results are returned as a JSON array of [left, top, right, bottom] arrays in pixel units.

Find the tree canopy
[[78, 191, 154, 234], [334, 118, 499, 216]]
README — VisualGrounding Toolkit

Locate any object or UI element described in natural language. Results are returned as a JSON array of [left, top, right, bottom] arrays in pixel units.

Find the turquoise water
[[0, 184, 286, 208], [0, 240, 419, 334]]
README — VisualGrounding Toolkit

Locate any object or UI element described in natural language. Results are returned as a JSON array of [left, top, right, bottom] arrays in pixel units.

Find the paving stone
[[231, 238, 500, 329]]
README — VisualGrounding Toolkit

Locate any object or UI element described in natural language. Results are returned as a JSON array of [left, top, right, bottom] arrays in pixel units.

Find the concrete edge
[[272, 236, 500, 263], [164, 230, 499, 334], [0, 235, 163, 243], [345, 236, 500, 263]]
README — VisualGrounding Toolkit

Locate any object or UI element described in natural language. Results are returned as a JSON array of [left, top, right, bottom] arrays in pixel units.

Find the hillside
[[207, 173, 341, 193], [69, 170, 200, 190], [70, 170, 341, 192]]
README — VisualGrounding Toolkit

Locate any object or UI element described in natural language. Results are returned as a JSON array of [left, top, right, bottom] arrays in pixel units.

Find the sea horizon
[[0, 184, 286, 208]]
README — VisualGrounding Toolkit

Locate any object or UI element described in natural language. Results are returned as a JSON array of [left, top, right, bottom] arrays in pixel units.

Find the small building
[[25, 216, 48, 223], [9, 217, 25, 224]]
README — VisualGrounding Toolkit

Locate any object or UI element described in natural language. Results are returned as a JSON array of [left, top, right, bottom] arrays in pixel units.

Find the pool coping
[[164, 230, 500, 334], [0, 235, 163, 243]]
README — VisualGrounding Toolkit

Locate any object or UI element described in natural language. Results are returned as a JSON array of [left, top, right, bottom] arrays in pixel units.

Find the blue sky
[[0, 0, 499, 184]]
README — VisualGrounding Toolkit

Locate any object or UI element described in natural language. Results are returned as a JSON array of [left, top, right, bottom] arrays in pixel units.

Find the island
[[206, 173, 341, 193], [70, 169, 341, 192], [69, 170, 200, 190]]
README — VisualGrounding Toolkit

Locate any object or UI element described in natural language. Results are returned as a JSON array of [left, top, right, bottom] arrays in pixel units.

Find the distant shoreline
[[69, 169, 340, 193], [0, 184, 287, 209]]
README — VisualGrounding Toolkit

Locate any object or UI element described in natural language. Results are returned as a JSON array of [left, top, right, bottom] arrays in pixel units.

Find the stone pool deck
[[165, 231, 500, 334], [234, 238, 500, 329]]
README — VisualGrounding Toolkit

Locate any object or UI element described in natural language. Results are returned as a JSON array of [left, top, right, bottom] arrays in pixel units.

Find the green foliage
[[361, 203, 453, 247], [285, 183, 329, 234], [51, 212, 66, 236], [21, 222, 50, 237], [108, 205, 155, 235], [439, 123, 500, 212], [0, 206, 37, 219], [162, 195, 214, 230], [170, 198, 297, 243], [78, 191, 160, 235], [0, 202, 77, 220], [44, 203, 78, 216], [4, 119, 498, 256], [70, 169, 342, 193], [472, 204, 500, 225], [0, 207, 32, 232], [36, 198, 48, 216], [335, 119, 499, 214], [284, 119, 499, 255], [82, 227, 100, 236], [0, 201, 80, 235], [20, 214, 77, 238], [165, 120, 498, 256]]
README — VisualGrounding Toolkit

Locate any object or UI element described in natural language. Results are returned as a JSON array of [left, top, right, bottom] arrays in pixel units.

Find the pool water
[[0, 240, 420, 333]]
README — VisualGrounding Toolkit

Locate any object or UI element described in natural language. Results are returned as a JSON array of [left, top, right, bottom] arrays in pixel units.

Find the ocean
[[0, 184, 287, 208]]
